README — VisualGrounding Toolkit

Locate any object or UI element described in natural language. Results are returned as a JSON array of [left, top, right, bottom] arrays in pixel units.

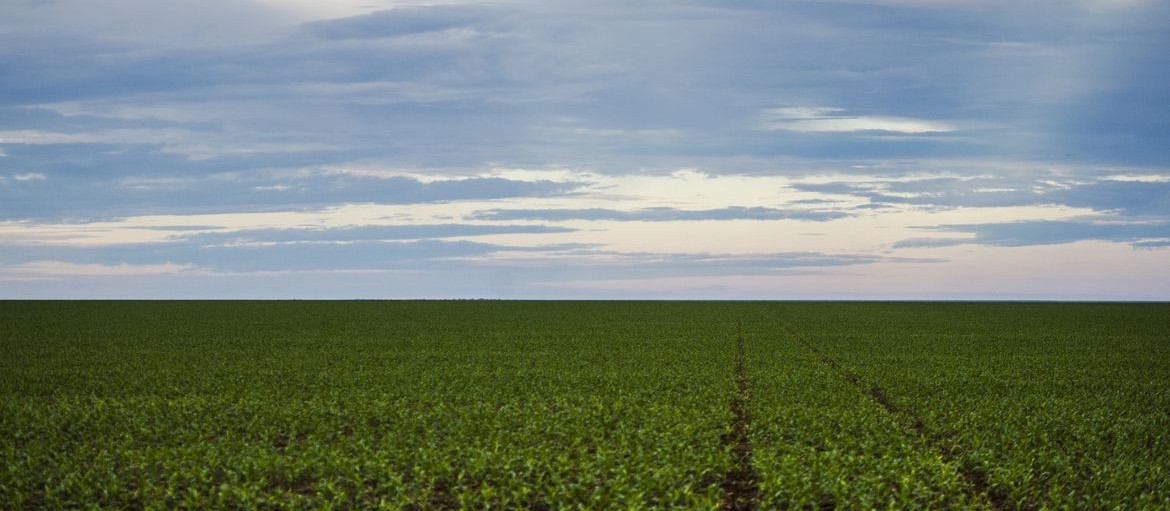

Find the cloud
[[6, 0, 1168, 171], [12, 172, 46, 181], [298, 5, 500, 40], [1057, 179, 1170, 216], [0, 237, 585, 273], [0, 261, 196, 278], [894, 220, 1170, 248], [789, 176, 1170, 214], [178, 223, 577, 245], [468, 206, 849, 222], [440, 244, 949, 289], [514, 249, 936, 270], [0, 220, 929, 279], [0, 170, 587, 220], [762, 107, 957, 134], [2, 1, 1170, 298], [790, 176, 1046, 209], [0, 127, 343, 160], [1133, 239, 1170, 248]]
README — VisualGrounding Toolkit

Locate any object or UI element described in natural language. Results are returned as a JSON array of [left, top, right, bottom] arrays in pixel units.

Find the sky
[[1, 0, 1169, 300]]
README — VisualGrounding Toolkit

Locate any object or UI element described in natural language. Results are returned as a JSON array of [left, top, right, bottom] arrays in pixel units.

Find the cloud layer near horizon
[[2, 0, 1169, 299]]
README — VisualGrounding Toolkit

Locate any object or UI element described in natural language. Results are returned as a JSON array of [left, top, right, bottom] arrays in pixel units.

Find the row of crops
[[2, 301, 1168, 509], [769, 302, 1170, 510]]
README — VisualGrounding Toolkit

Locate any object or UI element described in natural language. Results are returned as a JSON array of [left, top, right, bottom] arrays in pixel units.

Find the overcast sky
[[2, 0, 1168, 299]]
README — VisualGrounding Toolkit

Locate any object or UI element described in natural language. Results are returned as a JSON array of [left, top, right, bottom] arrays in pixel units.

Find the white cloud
[[319, 166, 468, 183], [0, 129, 337, 160], [0, 129, 219, 150], [484, 167, 601, 183], [0, 130, 95, 144], [254, 184, 296, 192], [317, 165, 603, 186], [0, 261, 196, 278], [1103, 174, 1170, 183], [762, 107, 957, 134], [0, 172, 47, 184], [253, 0, 482, 23]]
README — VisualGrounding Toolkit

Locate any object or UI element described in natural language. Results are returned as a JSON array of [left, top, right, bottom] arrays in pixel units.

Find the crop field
[[2, 301, 1168, 510]]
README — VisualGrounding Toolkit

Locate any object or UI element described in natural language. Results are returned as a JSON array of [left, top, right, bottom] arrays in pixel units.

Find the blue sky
[[1, 0, 1168, 299]]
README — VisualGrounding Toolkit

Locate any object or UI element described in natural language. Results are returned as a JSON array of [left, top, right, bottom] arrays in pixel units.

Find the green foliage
[[1, 301, 731, 510], [1, 301, 1167, 509], [774, 302, 1170, 510], [745, 331, 976, 510]]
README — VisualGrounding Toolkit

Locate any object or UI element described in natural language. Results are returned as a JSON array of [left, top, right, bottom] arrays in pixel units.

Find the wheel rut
[[721, 322, 759, 511], [790, 328, 1007, 511]]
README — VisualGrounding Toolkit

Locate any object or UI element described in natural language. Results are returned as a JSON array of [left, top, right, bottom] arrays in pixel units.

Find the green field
[[2, 301, 1168, 510]]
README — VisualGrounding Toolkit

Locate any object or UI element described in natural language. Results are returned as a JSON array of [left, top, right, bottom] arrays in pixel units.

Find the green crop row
[[1, 301, 735, 510], [2, 301, 1167, 510], [745, 322, 983, 510], [778, 302, 1170, 510]]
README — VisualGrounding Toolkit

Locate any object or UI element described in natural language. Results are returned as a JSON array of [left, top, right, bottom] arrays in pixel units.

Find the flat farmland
[[1, 301, 1167, 510]]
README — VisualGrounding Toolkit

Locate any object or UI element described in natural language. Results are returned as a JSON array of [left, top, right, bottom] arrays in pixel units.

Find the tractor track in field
[[790, 328, 1008, 511], [721, 322, 760, 511]]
